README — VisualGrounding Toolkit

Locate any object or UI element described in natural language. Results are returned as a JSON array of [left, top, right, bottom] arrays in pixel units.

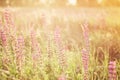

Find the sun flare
[[68, 0, 77, 5]]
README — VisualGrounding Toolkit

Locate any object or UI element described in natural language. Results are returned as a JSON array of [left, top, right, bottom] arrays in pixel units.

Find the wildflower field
[[0, 7, 120, 80]]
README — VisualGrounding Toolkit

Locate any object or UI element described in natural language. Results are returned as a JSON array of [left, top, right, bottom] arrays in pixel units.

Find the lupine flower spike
[[0, 30, 7, 47], [81, 48, 89, 80], [108, 61, 117, 80], [15, 35, 25, 71], [3, 7, 16, 37], [31, 29, 42, 68], [81, 22, 90, 80], [4, 8, 15, 28], [54, 27, 67, 69], [58, 73, 66, 80], [81, 22, 90, 52]]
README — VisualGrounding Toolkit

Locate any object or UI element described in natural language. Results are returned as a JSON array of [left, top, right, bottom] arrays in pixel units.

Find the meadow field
[[0, 7, 120, 80]]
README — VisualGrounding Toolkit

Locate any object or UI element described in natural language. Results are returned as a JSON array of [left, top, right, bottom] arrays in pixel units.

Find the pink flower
[[31, 29, 42, 67], [108, 61, 117, 80], [0, 30, 7, 47], [3, 8, 15, 36], [31, 30, 41, 54], [54, 27, 67, 69], [15, 35, 25, 54], [4, 8, 14, 28], [81, 48, 89, 80], [81, 22, 90, 52], [15, 35, 25, 70], [58, 74, 66, 80]]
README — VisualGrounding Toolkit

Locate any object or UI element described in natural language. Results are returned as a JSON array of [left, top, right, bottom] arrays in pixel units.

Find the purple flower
[[0, 30, 7, 47], [4, 8, 14, 28], [81, 22, 90, 52], [108, 61, 117, 80], [31, 30, 42, 67], [54, 27, 67, 69], [58, 74, 66, 80], [81, 48, 89, 80], [15, 35, 25, 70]]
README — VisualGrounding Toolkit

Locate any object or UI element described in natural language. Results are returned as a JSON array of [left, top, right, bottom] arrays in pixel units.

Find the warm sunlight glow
[[68, 0, 77, 5], [97, 0, 103, 4], [39, 0, 46, 4]]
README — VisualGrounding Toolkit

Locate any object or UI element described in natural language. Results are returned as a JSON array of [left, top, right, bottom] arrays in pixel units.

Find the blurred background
[[0, 0, 120, 7]]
